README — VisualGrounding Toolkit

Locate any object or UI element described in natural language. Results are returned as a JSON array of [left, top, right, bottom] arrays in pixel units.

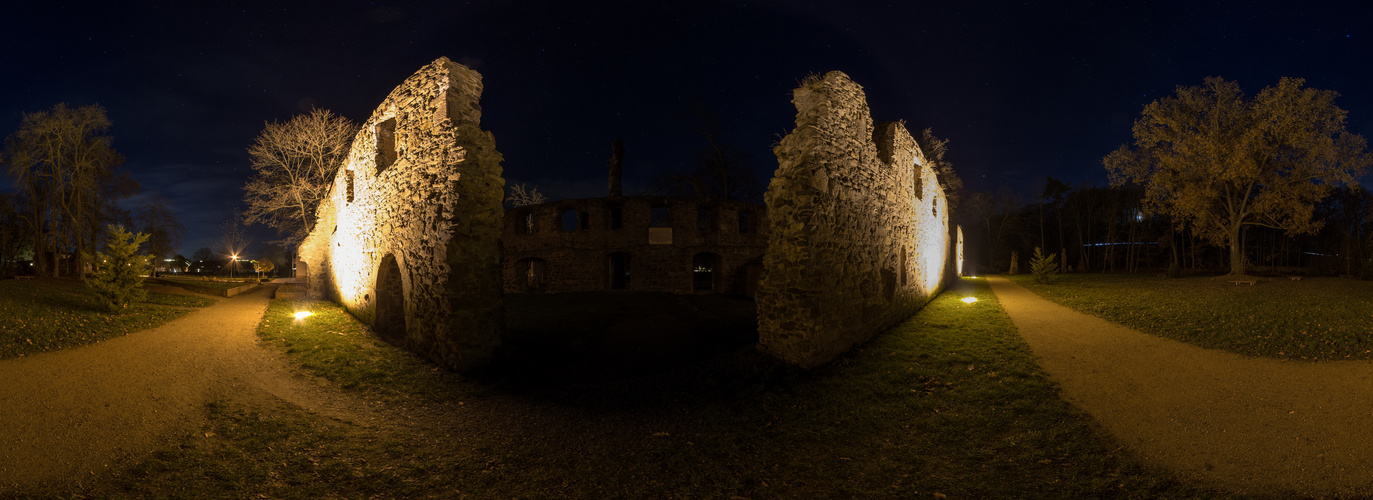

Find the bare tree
[[135, 196, 186, 261], [915, 128, 963, 216], [242, 108, 357, 245], [506, 182, 547, 207], [655, 102, 761, 202], [4, 103, 127, 277]]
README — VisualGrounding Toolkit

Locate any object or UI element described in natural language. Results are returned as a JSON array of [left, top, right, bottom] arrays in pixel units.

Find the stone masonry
[[756, 71, 953, 368], [502, 196, 767, 295], [297, 57, 505, 372]]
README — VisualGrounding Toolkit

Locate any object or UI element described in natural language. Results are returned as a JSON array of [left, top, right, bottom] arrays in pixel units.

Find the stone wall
[[502, 196, 767, 295], [297, 57, 505, 372], [756, 71, 952, 368]]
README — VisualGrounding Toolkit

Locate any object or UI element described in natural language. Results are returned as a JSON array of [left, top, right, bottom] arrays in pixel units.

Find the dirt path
[[0, 284, 377, 494], [987, 276, 1373, 497]]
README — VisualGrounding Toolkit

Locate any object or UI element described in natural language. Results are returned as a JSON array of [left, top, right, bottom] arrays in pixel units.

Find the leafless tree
[[3, 103, 128, 278], [135, 196, 186, 260], [242, 108, 357, 245], [506, 182, 547, 207]]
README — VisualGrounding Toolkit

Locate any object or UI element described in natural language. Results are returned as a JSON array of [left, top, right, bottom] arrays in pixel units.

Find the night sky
[[3, 1, 1371, 257]]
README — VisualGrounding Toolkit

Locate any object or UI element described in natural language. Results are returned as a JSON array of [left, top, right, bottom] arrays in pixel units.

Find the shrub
[[1029, 247, 1058, 284], [85, 225, 153, 313], [1008, 250, 1020, 274]]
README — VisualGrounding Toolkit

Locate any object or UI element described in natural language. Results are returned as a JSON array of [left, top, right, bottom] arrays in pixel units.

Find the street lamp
[[230, 254, 238, 279]]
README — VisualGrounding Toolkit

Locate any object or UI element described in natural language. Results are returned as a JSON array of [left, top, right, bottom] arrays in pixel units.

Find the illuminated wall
[[297, 57, 505, 372], [757, 71, 953, 368]]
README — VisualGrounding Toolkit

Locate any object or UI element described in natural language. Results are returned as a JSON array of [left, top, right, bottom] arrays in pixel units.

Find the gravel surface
[[989, 276, 1373, 497], [0, 284, 377, 494]]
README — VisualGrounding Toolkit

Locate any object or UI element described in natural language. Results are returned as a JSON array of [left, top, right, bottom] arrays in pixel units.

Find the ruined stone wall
[[756, 71, 951, 368], [297, 57, 505, 372], [501, 196, 767, 295]]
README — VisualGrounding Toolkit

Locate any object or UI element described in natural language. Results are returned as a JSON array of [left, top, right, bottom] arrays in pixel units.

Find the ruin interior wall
[[501, 196, 767, 294], [297, 57, 505, 371], [757, 71, 952, 368]]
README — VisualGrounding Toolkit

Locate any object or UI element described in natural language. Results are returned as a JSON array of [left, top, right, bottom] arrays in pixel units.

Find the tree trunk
[[1229, 224, 1245, 275]]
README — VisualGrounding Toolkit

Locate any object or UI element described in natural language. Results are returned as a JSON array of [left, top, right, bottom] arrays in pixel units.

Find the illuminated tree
[[242, 108, 357, 245], [86, 224, 152, 313], [252, 259, 275, 278], [505, 182, 547, 207], [1105, 77, 1371, 276], [915, 128, 963, 216]]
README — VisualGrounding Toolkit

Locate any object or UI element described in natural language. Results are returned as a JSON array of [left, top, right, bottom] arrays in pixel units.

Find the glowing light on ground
[[293, 311, 314, 319], [961, 296, 978, 304]]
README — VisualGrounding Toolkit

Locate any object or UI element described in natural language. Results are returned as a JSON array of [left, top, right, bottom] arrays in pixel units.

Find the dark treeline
[[960, 178, 1373, 278], [0, 103, 187, 278]]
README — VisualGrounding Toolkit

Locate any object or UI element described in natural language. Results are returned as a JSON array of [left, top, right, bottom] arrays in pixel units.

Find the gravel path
[[0, 284, 375, 494], [988, 276, 1373, 497]]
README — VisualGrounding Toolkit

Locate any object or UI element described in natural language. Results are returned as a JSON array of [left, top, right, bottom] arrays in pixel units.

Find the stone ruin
[[297, 57, 506, 372], [298, 60, 960, 372], [756, 71, 956, 368]]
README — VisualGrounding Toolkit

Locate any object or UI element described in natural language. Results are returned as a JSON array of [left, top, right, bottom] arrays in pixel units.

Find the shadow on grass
[[492, 292, 769, 391]]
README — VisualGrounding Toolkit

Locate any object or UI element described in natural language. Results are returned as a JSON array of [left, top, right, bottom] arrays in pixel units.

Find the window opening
[[609, 205, 623, 230], [697, 206, 715, 232], [608, 252, 631, 290], [738, 210, 753, 233], [693, 253, 718, 292], [517, 211, 534, 234], [651, 206, 671, 227], [560, 208, 579, 231], [346, 169, 355, 203], [375, 118, 398, 173]]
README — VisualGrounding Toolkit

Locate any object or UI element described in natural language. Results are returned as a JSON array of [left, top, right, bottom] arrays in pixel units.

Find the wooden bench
[[1339, 274, 1355, 279], [14, 275, 35, 280], [1228, 280, 1257, 286], [1289, 276, 1303, 281]]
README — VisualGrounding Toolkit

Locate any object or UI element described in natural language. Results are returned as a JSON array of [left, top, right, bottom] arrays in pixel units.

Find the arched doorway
[[375, 254, 406, 343], [692, 252, 720, 292]]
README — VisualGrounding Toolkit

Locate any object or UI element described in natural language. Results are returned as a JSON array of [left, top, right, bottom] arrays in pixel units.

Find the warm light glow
[[962, 296, 978, 304], [293, 311, 313, 319]]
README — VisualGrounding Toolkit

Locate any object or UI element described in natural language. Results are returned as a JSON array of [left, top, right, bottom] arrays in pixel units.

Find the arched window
[[560, 208, 579, 231], [375, 118, 398, 173]]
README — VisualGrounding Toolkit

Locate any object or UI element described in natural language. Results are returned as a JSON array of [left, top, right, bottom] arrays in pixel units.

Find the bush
[[1029, 247, 1058, 284], [85, 225, 153, 313], [1008, 250, 1020, 275]]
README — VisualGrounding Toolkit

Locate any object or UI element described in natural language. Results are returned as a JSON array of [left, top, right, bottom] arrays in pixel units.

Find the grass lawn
[[0, 278, 216, 359], [86, 278, 1228, 499], [1007, 273, 1373, 361]]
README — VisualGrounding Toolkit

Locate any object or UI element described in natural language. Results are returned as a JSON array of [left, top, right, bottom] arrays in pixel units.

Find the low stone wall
[[756, 71, 952, 368], [297, 57, 505, 372]]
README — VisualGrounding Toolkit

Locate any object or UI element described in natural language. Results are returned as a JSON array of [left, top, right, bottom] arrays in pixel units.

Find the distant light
[[961, 297, 978, 304], [293, 311, 313, 320]]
